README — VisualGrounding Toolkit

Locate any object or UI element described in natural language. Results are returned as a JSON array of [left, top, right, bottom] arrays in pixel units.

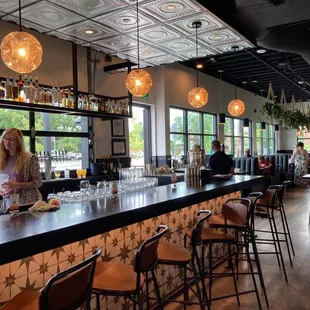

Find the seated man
[[244, 148, 252, 158], [208, 140, 234, 175]]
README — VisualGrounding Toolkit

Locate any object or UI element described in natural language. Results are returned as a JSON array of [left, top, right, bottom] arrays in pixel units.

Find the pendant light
[[125, 0, 152, 97], [218, 70, 225, 124], [275, 124, 279, 132], [228, 46, 245, 117], [0, 0, 43, 74], [188, 21, 208, 108], [261, 122, 266, 130]]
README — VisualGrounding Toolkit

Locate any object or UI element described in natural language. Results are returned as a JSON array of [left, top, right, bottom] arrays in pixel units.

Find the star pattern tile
[[0, 191, 241, 308]]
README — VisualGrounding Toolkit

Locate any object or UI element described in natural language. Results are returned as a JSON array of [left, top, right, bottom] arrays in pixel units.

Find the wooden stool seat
[[185, 227, 234, 243], [157, 242, 191, 264], [93, 261, 144, 294], [208, 214, 245, 228], [1, 290, 39, 310]]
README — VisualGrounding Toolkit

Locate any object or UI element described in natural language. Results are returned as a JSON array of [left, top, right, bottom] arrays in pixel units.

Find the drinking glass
[[76, 169, 82, 179], [80, 180, 90, 193], [82, 169, 87, 178], [54, 170, 61, 179]]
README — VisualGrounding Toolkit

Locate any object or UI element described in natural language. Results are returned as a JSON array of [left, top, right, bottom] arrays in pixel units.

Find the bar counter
[[0, 175, 263, 307]]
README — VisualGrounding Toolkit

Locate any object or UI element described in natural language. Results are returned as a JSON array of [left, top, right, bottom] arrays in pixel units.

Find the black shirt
[[208, 151, 233, 175]]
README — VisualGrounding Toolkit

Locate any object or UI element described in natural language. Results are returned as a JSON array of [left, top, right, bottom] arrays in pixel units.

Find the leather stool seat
[[185, 227, 234, 243], [157, 242, 191, 264], [1, 290, 39, 310], [93, 261, 144, 294], [208, 214, 245, 228]]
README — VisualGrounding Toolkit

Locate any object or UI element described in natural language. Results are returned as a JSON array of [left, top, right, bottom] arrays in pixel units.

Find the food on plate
[[49, 198, 61, 206], [29, 199, 60, 212]]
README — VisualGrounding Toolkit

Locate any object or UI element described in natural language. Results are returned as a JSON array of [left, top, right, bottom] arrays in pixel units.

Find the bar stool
[[254, 183, 295, 283], [1, 248, 101, 310], [189, 199, 263, 310], [156, 210, 212, 310], [92, 225, 167, 310], [208, 194, 269, 309]]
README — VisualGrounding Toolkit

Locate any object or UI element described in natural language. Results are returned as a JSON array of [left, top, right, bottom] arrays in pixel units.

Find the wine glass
[[80, 180, 90, 193]]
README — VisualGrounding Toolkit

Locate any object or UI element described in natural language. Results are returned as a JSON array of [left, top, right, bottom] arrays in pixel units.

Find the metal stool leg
[[267, 209, 281, 268], [281, 203, 296, 256], [227, 243, 240, 306], [245, 242, 262, 310], [151, 270, 163, 310], [183, 265, 188, 310], [279, 205, 293, 267], [271, 208, 288, 282], [208, 243, 213, 302], [96, 294, 100, 310], [145, 271, 150, 310]]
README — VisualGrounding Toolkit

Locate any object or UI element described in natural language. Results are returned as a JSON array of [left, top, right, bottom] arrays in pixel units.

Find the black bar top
[[0, 176, 263, 265]]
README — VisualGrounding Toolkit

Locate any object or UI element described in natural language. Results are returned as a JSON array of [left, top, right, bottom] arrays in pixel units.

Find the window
[[297, 132, 310, 151], [256, 122, 275, 155], [224, 117, 252, 157], [0, 109, 89, 170], [129, 104, 151, 166], [170, 107, 216, 160]]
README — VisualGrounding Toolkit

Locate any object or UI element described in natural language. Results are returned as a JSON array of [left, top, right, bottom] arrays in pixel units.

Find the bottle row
[[0, 76, 130, 115], [78, 94, 129, 115]]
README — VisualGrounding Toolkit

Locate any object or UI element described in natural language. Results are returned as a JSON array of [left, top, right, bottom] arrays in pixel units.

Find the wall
[[0, 19, 298, 159]]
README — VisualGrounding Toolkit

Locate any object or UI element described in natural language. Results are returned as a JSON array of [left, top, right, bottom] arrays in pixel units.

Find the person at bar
[[258, 155, 273, 188], [244, 148, 252, 158], [0, 128, 42, 213], [208, 140, 234, 175]]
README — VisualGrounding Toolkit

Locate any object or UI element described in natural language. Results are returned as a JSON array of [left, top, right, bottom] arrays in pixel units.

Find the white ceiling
[[0, 0, 254, 67]]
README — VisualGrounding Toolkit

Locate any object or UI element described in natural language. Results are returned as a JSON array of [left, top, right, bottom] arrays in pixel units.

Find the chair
[[254, 182, 295, 282], [193, 199, 263, 310], [156, 210, 212, 310], [92, 225, 168, 310], [1, 248, 102, 310]]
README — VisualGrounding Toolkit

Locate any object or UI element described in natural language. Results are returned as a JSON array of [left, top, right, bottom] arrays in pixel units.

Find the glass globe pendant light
[[0, 0, 43, 74], [227, 46, 245, 117], [188, 21, 208, 108], [125, 0, 152, 97]]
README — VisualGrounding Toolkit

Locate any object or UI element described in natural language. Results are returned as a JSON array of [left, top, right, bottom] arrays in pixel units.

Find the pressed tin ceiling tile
[[48, 0, 127, 18], [12, 1, 85, 30], [169, 11, 225, 35], [140, 0, 204, 22], [57, 20, 120, 42], [129, 25, 181, 44], [92, 8, 155, 33], [0, 0, 254, 67], [0, 0, 37, 13]]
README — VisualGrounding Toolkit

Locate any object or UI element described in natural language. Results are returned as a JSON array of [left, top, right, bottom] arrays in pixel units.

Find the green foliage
[[129, 115, 144, 156], [261, 102, 310, 130], [0, 109, 83, 152]]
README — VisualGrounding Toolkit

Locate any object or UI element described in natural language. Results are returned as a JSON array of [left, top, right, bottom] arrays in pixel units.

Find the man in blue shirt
[[208, 140, 234, 175]]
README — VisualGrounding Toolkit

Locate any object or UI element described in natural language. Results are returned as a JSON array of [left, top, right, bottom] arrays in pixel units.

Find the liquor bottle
[[5, 77, 13, 100], [67, 89, 74, 109], [78, 94, 83, 110], [82, 95, 87, 110], [28, 76, 34, 103], [12, 79, 19, 101], [23, 75, 30, 103], [56, 83, 62, 106], [0, 81, 5, 99], [124, 101, 129, 115], [51, 81, 58, 106], [45, 88, 52, 105], [109, 156, 114, 173], [39, 88, 46, 105], [34, 77, 40, 103], [61, 89, 66, 108], [17, 75, 24, 102]]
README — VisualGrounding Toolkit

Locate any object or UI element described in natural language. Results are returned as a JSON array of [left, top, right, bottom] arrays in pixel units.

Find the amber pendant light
[[125, 0, 152, 97], [227, 46, 245, 117], [188, 21, 208, 108], [0, 0, 43, 74]]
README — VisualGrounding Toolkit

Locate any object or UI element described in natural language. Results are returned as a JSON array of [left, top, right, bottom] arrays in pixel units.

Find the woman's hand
[[0, 187, 11, 197], [2, 182, 20, 191]]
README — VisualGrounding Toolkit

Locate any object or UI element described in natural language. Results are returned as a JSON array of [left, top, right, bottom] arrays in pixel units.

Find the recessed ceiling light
[[166, 5, 176, 10], [196, 63, 203, 69], [298, 81, 304, 84], [85, 29, 94, 35], [256, 48, 266, 54], [252, 80, 258, 83]]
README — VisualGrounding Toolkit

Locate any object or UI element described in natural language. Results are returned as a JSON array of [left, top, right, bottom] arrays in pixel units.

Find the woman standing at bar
[[0, 128, 42, 212]]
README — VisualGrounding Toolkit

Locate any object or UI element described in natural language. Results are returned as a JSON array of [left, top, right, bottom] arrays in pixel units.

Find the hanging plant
[[260, 101, 310, 130]]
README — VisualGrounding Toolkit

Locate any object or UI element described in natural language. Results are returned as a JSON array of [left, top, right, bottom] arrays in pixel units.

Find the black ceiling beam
[[246, 50, 310, 97]]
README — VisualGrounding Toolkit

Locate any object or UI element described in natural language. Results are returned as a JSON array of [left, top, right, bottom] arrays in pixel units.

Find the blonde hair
[[0, 128, 26, 174]]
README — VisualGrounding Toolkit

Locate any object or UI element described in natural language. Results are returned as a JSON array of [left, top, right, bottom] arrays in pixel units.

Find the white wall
[[0, 19, 298, 157]]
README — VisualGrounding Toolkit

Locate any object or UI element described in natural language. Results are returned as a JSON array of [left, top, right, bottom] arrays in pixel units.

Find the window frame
[[0, 109, 90, 168], [224, 116, 253, 157], [169, 106, 217, 158], [256, 122, 276, 155]]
